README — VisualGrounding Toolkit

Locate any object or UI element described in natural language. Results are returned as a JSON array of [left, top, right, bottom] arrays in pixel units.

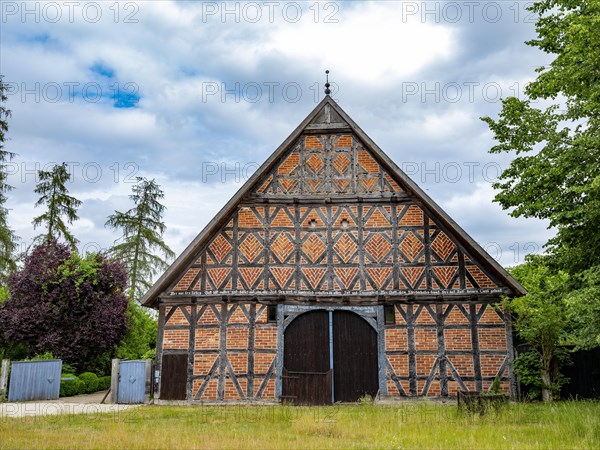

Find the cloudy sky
[[1, 1, 554, 267]]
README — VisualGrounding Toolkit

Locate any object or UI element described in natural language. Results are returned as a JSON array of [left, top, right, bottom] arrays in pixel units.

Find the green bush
[[61, 362, 77, 374], [98, 376, 111, 391], [141, 348, 156, 362], [27, 351, 56, 361], [60, 374, 84, 397], [78, 372, 99, 394]]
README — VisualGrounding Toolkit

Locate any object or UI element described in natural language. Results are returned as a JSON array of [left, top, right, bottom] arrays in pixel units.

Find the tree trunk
[[540, 347, 554, 402], [540, 368, 553, 402]]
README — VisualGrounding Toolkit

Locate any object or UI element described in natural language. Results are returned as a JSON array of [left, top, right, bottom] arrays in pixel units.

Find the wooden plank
[[304, 122, 350, 131], [144, 359, 152, 404], [247, 303, 256, 399], [160, 292, 510, 305], [470, 304, 483, 392], [406, 304, 418, 396], [217, 303, 228, 400], [424, 211, 432, 290], [436, 304, 449, 396], [186, 304, 196, 401], [110, 359, 120, 404], [0, 359, 9, 395]]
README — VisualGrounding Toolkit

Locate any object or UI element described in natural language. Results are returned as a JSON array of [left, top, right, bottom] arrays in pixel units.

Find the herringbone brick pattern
[[168, 132, 500, 295]]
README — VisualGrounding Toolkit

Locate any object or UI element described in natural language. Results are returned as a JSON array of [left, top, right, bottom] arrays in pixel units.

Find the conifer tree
[[32, 162, 81, 248], [0, 76, 17, 278], [106, 177, 175, 302]]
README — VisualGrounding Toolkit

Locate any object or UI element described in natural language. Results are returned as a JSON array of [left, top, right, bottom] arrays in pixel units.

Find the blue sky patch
[[90, 62, 115, 79]]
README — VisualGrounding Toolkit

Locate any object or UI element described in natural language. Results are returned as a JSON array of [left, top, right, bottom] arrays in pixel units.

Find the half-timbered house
[[142, 93, 525, 404]]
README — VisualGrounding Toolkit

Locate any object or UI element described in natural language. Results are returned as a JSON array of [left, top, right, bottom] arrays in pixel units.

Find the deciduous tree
[[0, 241, 129, 367], [508, 257, 570, 401], [482, 0, 600, 399]]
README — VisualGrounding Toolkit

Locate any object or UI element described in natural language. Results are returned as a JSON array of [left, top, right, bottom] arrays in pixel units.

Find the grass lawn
[[1, 400, 598, 449]]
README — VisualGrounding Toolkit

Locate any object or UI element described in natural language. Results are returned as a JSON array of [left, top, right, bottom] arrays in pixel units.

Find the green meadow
[[1, 401, 598, 449]]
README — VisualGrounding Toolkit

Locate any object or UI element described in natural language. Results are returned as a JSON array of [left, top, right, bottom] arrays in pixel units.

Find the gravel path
[[0, 391, 141, 419]]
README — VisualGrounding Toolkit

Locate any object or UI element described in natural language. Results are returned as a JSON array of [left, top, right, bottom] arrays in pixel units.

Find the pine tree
[[32, 163, 82, 248], [106, 177, 175, 302], [0, 75, 17, 278]]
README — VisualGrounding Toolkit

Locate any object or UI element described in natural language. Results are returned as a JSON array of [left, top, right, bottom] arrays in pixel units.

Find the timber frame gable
[[142, 96, 524, 307]]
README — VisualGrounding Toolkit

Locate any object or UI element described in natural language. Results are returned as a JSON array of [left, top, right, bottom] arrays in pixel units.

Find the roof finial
[[324, 70, 331, 96]]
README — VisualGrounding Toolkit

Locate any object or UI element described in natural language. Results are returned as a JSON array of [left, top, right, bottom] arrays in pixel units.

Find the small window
[[384, 305, 395, 324], [267, 305, 277, 323]]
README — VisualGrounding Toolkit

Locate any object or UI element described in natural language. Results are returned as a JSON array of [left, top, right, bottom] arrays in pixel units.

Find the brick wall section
[[161, 303, 278, 402], [163, 329, 189, 350], [384, 302, 511, 397], [305, 135, 324, 149], [161, 301, 511, 400], [333, 134, 353, 148]]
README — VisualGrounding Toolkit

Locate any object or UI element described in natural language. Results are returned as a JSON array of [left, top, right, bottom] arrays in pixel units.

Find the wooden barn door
[[282, 310, 331, 405], [160, 354, 187, 400], [282, 309, 379, 405], [333, 311, 379, 402]]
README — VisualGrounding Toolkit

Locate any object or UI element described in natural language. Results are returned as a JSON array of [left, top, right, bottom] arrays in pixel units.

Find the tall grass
[[1, 400, 598, 449]]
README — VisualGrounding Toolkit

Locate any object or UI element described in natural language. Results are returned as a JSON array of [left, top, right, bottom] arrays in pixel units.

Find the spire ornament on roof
[[324, 70, 331, 95]]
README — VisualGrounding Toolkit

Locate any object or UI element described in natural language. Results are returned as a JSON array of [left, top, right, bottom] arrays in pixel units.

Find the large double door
[[282, 310, 379, 405]]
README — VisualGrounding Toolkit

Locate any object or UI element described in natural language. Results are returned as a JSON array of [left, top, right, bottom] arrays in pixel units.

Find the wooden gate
[[8, 360, 62, 402], [333, 311, 379, 402], [117, 360, 147, 404], [160, 354, 187, 400], [282, 309, 379, 405], [282, 310, 331, 405]]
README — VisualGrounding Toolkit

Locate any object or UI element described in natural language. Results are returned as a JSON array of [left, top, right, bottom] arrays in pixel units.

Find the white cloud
[[0, 0, 552, 270], [265, 2, 457, 84]]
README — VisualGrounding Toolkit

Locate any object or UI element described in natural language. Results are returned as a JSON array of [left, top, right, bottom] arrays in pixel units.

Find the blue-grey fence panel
[[118, 360, 146, 404], [8, 360, 62, 402]]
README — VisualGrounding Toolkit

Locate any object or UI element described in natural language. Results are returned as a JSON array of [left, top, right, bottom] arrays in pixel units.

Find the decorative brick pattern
[[400, 232, 424, 262], [365, 233, 392, 263], [333, 232, 358, 263], [169, 195, 501, 296], [302, 233, 326, 263], [209, 235, 232, 264], [432, 266, 458, 289], [258, 133, 404, 197], [165, 306, 190, 325], [271, 233, 295, 263], [239, 234, 262, 263], [431, 231, 456, 262]]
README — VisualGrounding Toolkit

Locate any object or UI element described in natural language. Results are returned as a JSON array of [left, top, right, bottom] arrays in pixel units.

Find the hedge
[[79, 372, 99, 394], [98, 376, 111, 391], [60, 374, 85, 397]]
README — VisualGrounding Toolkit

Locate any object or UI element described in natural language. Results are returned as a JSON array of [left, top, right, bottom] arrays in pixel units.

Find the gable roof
[[142, 95, 525, 307]]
